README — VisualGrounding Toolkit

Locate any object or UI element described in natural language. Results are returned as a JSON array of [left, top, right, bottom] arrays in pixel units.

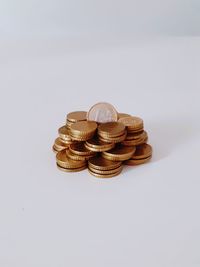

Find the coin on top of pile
[[66, 111, 87, 129], [125, 143, 152, 165], [88, 156, 123, 178], [98, 122, 127, 143], [102, 144, 136, 161], [85, 137, 115, 152], [122, 130, 148, 146], [70, 121, 97, 141], [53, 137, 70, 153], [118, 116, 143, 133], [56, 149, 87, 172], [87, 102, 118, 123]]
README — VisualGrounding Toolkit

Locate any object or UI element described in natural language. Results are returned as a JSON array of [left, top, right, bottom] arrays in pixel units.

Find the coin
[[118, 116, 143, 132], [131, 143, 152, 159], [87, 102, 118, 123], [88, 156, 121, 171], [53, 137, 69, 151], [102, 144, 136, 161], [58, 125, 72, 141], [70, 121, 97, 135], [69, 142, 95, 156], [99, 131, 127, 143], [57, 164, 87, 172], [66, 150, 94, 161], [67, 111, 87, 123], [98, 122, 125, 137], [85, 138, 115, 152], [124, 155, 152, 165], [125, 130, 145, 140], [122, 133, 148, 146], [88, 165, 123, 175], [56, 150, 86, 169], [88, 168, 122, 178], [118, 113, 131, 119]]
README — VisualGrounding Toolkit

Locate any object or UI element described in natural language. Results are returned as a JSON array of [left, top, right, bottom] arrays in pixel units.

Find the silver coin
[[87, 102, 118, 123]]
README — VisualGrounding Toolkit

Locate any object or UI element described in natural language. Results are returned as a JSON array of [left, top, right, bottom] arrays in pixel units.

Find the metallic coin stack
[[52, 102, 153, 178]]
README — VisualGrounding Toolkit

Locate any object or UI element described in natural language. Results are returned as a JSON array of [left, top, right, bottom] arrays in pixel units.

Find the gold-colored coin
[[70, 121, 97, 136], [58, 125, 72, 141], [85, 138, 115, 152], [125, 130, 145, 140], [69, 142, 95, 156], [67, 111, 87, 123], [88, 168, 122, 178], [118, 116, 143, 132], [87, 102, 118, 123], [122, 133, 148, 146], [52, 145, 61, 153], [124, 155, 152, 165], [98, 122, 125, 137], [118, 113, 131, 119], [56, 150, 86, 169], [57, 164, 87, 172], [89, 165, 123, 175], [131, 143, 152, 159], [66, 150, 94, 161], [102, 144, 136, 161], [99, 131, 127, 144], [53, 137, 69, 151], [88, 156, 121, 171]]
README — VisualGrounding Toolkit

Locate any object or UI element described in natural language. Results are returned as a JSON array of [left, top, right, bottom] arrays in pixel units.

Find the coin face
[[118, 116, 143, 130], [87, 102, 118, 123], [118, 113, 131, 119], [67, 111, 87, 123], [98, 122, 125, 137], [70, 121, 97, 135]]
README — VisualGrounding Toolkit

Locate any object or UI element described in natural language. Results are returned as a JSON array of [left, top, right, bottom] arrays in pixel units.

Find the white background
[[0, 1, 200, 266]]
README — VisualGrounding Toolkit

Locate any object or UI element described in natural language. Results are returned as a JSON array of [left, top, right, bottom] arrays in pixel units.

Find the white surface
[[0, 37, 200, 266], [0, 0, 200, 38]]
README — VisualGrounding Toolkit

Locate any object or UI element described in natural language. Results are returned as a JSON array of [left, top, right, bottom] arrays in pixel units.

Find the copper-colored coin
[[118, 113, 131, 119], [102, 144, 136, 161], [67, 111, 87, 123], [125, 130, 145, 140], [58, 125, 71, 141], [52, 145, 62, 153], [70, 121, 97, 136], [69, 142, 95, 156], [56, 150, 86, 169], [88, 168, 122, 178], [89, 165, 123, 175], [66, 150, 94, 161], [124, 155, 152, 165], [85, 138, 115, 152], [88, 156, 121, 171], [53, 137, 69, 151], [118, 116, 143, 131], [98, 122, 125, 137], [99, 131, 127, 143], [87, 102, 118, 123], [131, 143, 152, 159], [57, 164, 87, 172], [122, 132, 148, 146]]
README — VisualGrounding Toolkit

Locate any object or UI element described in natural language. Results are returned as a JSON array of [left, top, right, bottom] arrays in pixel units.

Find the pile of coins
[[52, 102, 152, 178]]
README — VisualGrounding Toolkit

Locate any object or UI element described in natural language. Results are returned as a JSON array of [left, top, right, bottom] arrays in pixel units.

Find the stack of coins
[[52, 102, 153, 178]]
